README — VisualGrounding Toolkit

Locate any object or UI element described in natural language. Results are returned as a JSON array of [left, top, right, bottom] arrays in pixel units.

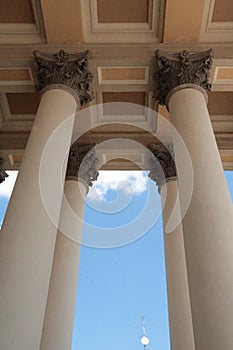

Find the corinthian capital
[[34, 49, 94, 105], [148, 143, 176, 192], [155, 49, 213, 105], [0, 158, 9, 184], [66, 143, 99, 187]]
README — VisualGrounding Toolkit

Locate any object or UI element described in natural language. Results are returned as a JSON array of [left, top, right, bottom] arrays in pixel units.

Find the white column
[[40, 179, 87, 350], [40, 144, 98, 350], [149, 142, 195, 350], [168, 86, 233, 350], [0, 49, 93, 350], [161, 179, 195, 350], [0, 88, 77, 350]]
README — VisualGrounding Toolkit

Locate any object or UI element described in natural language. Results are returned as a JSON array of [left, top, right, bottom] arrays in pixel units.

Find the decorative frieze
[[155, 49, 213, 105], [66, 143, 99, 187], [0, 158, 9, 184], [148, 143, 176, 192], [34, 50, 94, 105]]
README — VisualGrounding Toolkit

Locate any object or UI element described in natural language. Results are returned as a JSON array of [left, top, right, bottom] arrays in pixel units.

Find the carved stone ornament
[[66, 143, 99, 187], [33, 49, 94, 105], [0, 158, 9, 184], [154, 49, 213, 105], [148, 143, 177, 192]]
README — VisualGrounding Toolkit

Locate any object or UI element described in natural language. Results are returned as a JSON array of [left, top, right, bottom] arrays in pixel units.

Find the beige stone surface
[[169, 87, 233, 350], [40, 180, 87, 350], [0, 88, 77, 350], [161, 179, 195, 350]]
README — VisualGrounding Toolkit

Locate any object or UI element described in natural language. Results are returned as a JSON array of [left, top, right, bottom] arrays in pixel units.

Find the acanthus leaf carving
[[148, 143, 176, 192], [34, 49, 94, 106], [154, 49, 213, 105], [0, 158, 9, 184], [66, 143, 99, 187]]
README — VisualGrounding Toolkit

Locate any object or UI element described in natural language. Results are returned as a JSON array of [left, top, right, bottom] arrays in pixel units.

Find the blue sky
[[72, 171, 169, 350], [0, 170, 232, 350]]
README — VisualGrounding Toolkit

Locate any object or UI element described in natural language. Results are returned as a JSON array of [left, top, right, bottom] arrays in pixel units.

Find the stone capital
[[0, 158, 9, 184], [33, 50, 94, 106], [148, 143, 177, 192], [66, 143, 99, 187], [155, 49, 213, 106]]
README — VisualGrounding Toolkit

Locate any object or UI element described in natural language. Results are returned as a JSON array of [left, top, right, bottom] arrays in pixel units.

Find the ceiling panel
[[7, 92, 40, 115], [0, 69, 33, 85], [216, 67, 233, 80], [102, 92, 146, 115], [212, 0, 233, 22], [163, 0, 205, 42], [80, 0, 164, 43], [98, 67, 149, 85], [40, 0, 84, 44], [0, 0, 34, 23], [97, 0, 149, 23], [200, 0, 233, 42], [208, 91, 233, 115], [102, 91, 146, 105]]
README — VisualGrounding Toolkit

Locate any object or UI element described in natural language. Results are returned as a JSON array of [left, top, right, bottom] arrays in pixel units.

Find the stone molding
[[0, 158, 9, 184], [154, 49, 213, 105], [166, 83, 208, 108], [66, 143, 99, 187], [33, 49, 94, 106], [148, 143, 177, 192]]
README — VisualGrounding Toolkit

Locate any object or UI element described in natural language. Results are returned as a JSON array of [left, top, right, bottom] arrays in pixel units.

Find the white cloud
[[87, 171, 148, 202], [0, 171, 18, 198], [0, 170, 148, 204]]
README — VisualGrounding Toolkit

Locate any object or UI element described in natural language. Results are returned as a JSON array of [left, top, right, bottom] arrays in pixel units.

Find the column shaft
[[161, 179, 195, 350], [0, 89, 77, 350], [40, 180, 86, 350], [169, 87, 233, 350]]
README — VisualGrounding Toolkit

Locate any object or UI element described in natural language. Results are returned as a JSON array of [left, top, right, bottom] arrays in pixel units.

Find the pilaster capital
[[33, 50, 94, 106], [0, 158, 9, 184], [66, 143, 99, 187], [155, 49, 213, 106], [148, 143, 177, 192]]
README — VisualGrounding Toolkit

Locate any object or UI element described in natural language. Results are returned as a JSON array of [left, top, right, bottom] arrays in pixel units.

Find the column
[[40, 144, 98, 350], [0, 50, 93, 350], [149, 143, 195, 350], [156, 49, 233, 350]]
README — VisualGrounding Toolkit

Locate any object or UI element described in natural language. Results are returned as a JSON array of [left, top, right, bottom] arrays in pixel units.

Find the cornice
[[0, 43, 232, 60]]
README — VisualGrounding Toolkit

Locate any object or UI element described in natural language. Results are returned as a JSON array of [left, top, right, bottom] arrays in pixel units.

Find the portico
[[0, 1, 233, 349]]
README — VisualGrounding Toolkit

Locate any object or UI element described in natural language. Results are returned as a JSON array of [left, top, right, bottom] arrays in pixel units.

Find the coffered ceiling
[[0, 0, 232, 170]]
